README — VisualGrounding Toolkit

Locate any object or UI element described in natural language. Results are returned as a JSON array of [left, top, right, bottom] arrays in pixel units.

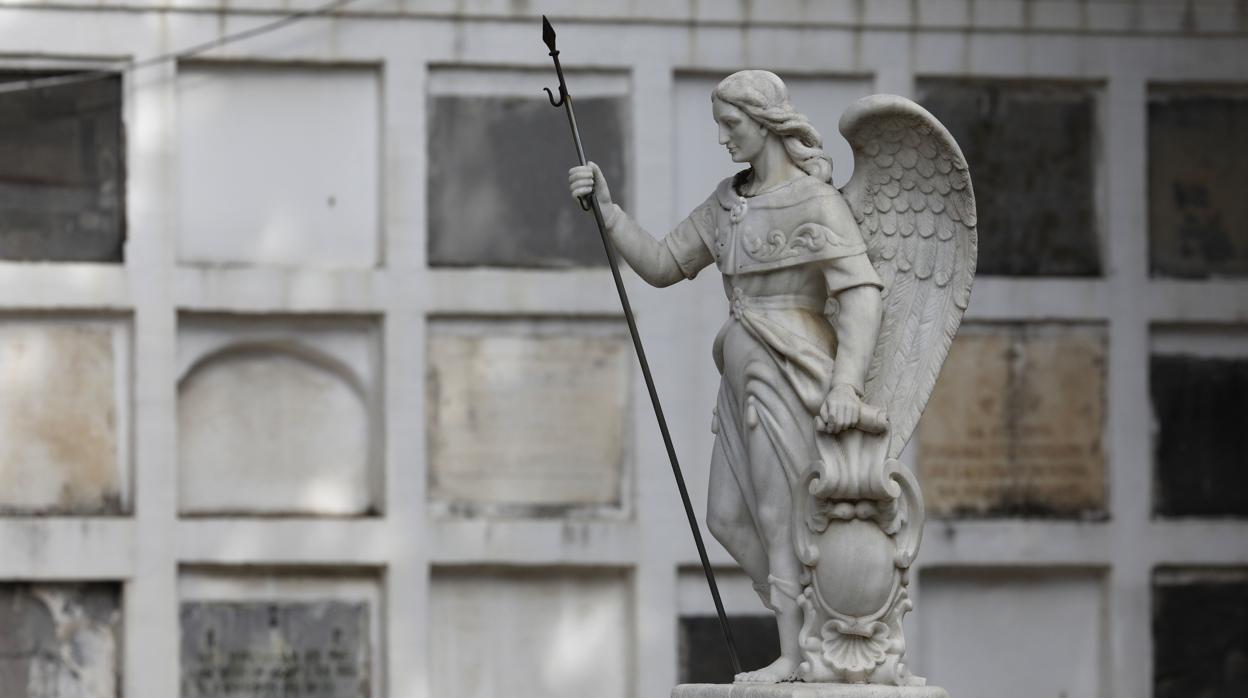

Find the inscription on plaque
[[918, 325, 1107, 518], [180, 601, 370, 698]]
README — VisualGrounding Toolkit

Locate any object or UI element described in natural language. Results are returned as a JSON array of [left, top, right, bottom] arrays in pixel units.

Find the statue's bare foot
[[734, 656, 800, 684]]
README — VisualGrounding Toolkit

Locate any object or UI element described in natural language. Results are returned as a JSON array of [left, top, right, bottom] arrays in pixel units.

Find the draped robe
[[662, 172, 883, 549]]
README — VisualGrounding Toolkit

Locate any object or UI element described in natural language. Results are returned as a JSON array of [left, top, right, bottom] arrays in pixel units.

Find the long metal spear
[[541, 15, 742, 676]]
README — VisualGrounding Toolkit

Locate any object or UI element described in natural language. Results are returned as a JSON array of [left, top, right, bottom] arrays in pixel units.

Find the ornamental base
[[672, 684, 948, 698]]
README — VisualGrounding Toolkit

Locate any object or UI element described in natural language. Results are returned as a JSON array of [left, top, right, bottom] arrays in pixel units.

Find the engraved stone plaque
[[918, 325, 1107, 518], [0, 323, 123, 514], [0, 583, 121, 698], [180, 601, 369, 698], [428, 324, 630, 512]]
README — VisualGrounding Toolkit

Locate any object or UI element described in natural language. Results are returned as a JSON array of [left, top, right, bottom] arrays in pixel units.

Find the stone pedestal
[[672, 685, 948, 698]]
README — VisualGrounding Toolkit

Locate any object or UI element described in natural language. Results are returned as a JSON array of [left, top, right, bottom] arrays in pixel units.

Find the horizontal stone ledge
[[673, 684, 949, 698]]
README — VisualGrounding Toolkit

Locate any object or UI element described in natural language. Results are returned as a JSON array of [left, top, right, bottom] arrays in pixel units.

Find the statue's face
[[713, 97, 768, 164]]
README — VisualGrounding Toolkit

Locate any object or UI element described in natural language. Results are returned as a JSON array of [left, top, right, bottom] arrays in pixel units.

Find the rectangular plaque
[[918, 324, 1107, 518], [428, 324, 630, 512], [430, 569, 630, 698], [0, 583, 121, 698], [917, 79, 1100, 276], [1148, 86, 1248, 278], [0, 323, 123, 514], [919, 569, 1104, 697], [180, 601, 370, 698]]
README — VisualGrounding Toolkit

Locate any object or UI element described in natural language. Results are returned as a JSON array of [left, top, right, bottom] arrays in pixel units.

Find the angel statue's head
[[712, 69, 833, 183]]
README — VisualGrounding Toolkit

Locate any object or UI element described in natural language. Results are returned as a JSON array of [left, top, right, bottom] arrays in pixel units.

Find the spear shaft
[[542, 15, 742, 677]]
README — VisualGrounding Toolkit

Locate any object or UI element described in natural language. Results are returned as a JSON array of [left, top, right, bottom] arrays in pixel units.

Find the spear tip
[[542, 15, 557, 52]]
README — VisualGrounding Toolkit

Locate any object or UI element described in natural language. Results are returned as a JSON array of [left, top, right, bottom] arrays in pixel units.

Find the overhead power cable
[[0, 0, 363, 95]]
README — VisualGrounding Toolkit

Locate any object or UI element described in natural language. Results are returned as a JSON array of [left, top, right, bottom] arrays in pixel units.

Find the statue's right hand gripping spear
[[540, 16, 742, 676]]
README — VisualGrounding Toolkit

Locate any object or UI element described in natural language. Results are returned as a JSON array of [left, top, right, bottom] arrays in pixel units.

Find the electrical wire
[[1, 0, 1241, 96], [0, 0, 364, 95]]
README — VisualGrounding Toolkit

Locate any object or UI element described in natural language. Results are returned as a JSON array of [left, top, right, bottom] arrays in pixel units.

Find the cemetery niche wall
[[0, 4, 1244, 698]]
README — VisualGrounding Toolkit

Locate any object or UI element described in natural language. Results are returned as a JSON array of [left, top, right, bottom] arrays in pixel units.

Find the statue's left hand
[[817, 384, 862, 434]]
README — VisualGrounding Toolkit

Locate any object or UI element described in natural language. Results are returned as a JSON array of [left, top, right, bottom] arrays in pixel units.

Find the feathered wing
[[839, 95, 978, 459]]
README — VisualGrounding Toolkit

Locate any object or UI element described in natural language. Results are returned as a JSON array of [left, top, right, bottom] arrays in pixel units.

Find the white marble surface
[[673, 684, 948, 698]]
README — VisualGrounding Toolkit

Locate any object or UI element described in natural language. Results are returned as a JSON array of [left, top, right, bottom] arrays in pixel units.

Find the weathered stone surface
[[0, 323, 122, 514], [430, 569, 630, 698], [177, 64, 380, 268], [679, 615, 779, 685], [427, 325, 630, 512], [918, 324, 1106, 518], [918, 569, 1104, 697], [1149, 88, 1248, 278], [427, 94, 628, 268], [180, 601, 369, 697], [178, 346, 374, 515], [0, 583, 121, 698], [1153, 568, 1248, 698], [1151, 354, 1248, 517], [918, 80, 1100, 276], [0, 72, 125, 263], [672, 685, 947, 697]]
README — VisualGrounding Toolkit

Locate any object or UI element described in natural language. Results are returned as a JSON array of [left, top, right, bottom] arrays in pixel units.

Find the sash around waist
[[728, 289, 827, 317]]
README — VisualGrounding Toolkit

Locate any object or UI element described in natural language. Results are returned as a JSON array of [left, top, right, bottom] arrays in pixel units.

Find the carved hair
[[713, 70, 833, 183]]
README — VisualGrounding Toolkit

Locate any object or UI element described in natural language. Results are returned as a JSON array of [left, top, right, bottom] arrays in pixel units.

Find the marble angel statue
[[568, 70, 976, 686]]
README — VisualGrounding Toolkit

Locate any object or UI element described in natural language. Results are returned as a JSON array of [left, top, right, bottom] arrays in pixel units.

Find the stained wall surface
[[1, 3, 1246, 698]]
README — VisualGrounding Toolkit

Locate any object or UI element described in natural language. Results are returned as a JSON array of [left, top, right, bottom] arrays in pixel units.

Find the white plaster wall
[[915, 568, 1107, 697], [176, 63, 380, 268], [429, 568, 631, 698]]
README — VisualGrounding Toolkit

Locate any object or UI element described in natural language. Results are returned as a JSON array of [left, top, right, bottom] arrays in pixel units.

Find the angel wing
[[839, 94, 978, 459]]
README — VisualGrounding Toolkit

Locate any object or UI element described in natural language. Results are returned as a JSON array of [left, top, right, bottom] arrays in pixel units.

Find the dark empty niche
[[1153, 568, 1248, 698], [427, 94, 629, 268], [0, 71, 125, 262], [1151, 354, 1248, 518], [917, 79, 1101, 277], [1148, 86, 1248, 278], [679, 614, 779, 684]]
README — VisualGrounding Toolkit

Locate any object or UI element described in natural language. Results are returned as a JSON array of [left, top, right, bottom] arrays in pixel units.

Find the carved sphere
[[812, 519, 897, 618]]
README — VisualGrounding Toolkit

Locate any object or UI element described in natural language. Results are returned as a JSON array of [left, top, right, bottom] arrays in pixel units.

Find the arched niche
[[177, 341, 375, 515]]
